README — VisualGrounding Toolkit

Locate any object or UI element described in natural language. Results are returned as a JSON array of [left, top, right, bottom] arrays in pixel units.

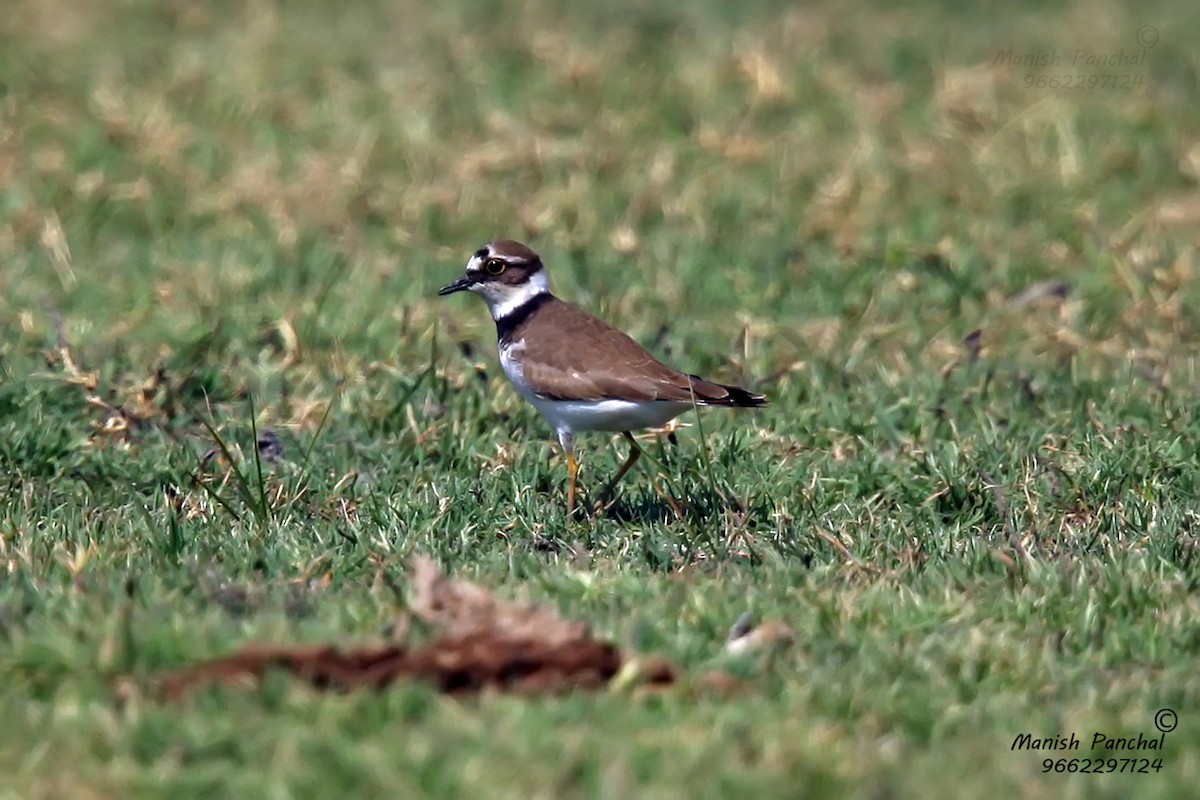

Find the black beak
[[437, 276, 473, 296]]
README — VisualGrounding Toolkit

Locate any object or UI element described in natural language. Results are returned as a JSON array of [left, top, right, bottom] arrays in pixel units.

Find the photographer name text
[[994, 49, 1147, 68], [1012, 731, 1165, 752]]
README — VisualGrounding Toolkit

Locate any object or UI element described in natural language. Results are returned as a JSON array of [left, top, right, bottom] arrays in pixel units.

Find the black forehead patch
[[474, 247, 489, 260]]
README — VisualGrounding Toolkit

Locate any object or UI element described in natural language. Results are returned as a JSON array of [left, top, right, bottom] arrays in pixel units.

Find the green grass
[[3, 0, 1200, 796]]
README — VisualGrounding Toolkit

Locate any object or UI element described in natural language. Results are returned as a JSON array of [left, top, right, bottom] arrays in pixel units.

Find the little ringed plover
[[438, 240, 766, 515]]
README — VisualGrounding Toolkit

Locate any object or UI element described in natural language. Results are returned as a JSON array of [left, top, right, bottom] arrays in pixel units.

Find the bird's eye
[[485, 259, 506, 275]]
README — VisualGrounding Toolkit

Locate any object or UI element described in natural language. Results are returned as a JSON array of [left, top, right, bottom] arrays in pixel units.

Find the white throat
[[476, 269, 551, 320]]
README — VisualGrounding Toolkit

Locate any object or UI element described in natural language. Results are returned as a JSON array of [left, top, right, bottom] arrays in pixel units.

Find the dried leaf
[[152, 557, 669, 699]]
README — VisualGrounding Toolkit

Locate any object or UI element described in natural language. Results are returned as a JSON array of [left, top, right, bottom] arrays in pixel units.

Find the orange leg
[[566, 449, 579, 517], [595, 432, 642, 512]]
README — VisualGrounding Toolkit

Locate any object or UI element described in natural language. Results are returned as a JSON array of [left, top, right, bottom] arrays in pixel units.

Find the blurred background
[[3, 0, 1198, 385]]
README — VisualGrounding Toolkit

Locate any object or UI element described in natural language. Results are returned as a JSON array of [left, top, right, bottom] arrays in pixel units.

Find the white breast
[[499, 339, 538, 401]]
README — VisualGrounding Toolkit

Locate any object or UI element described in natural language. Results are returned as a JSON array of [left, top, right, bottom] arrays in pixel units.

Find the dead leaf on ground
[[408, 555, 589, 644], [151, 556, 667, 699]]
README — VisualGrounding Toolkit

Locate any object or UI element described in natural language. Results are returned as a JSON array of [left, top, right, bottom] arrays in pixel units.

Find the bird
[[438, 240, 766, 516]]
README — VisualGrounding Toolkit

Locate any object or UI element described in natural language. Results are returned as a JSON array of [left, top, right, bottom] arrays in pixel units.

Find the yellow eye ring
[[485, 259, 506, 275]]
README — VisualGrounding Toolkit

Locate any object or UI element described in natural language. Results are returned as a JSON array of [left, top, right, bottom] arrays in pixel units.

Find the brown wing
[[515, 299, 762, 406]]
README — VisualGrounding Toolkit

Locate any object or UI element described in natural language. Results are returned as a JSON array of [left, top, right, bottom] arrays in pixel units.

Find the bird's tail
[[687, 375, 768, 408]]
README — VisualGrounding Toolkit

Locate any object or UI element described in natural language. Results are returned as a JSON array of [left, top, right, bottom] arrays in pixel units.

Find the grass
[[2, 0, 1200, 796]]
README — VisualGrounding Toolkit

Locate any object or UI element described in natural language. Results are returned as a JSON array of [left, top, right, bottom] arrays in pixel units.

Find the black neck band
[[495, 292, 552, 343]]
